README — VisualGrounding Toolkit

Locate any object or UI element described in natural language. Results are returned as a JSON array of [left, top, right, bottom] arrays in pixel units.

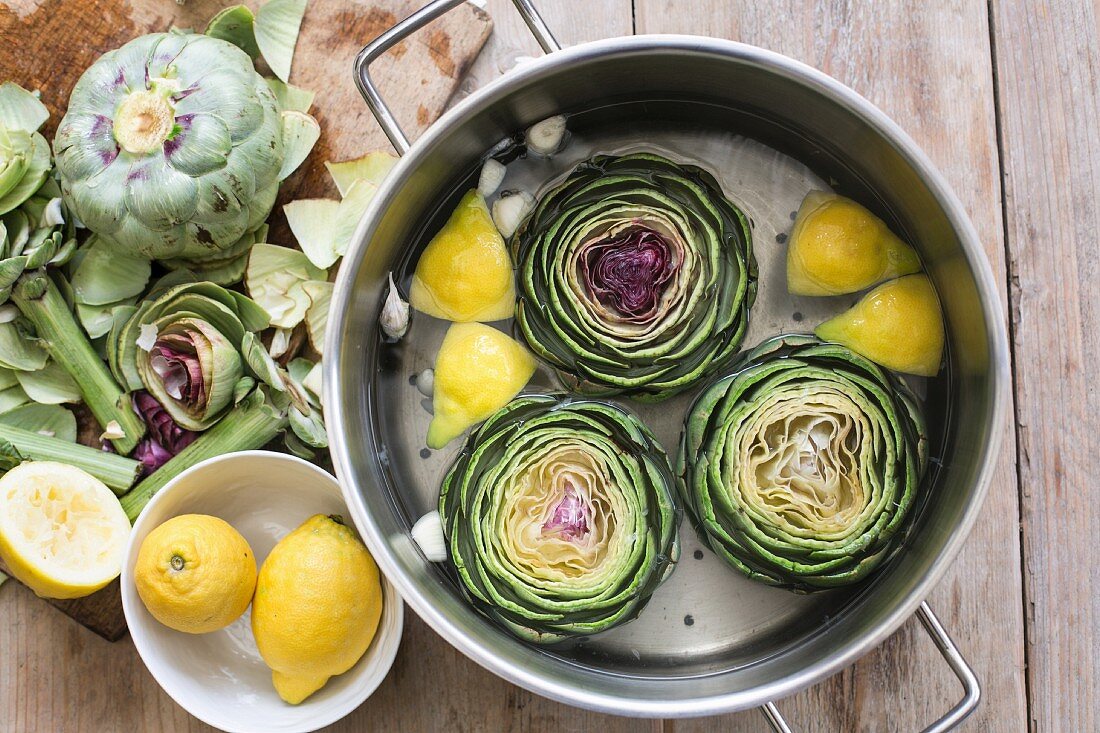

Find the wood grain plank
[[633, 1, 1027, 730], [990, 1, 1100, 730]]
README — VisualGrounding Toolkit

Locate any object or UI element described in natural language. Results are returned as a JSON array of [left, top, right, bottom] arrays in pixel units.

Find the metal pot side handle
[[353, 0, 561, 154], [761, 602, 981, 733], [351, 3, 982, 730]]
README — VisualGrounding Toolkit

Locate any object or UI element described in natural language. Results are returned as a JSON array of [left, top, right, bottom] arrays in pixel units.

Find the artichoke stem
[[0, 423, 142, 495], [113, 90, 175, 155], [120, 388, 289, 521], [11, 272, 146, 454]]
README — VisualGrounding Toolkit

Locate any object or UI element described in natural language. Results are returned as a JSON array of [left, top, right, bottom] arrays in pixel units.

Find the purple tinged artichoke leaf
[[132, 389, 198, 475]]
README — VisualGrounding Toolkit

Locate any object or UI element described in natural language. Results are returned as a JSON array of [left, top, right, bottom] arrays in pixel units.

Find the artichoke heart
[[440, 395, 681, 643], [513, 153, 756, 400], [786, 191, 921, 296], [54, 33, 285, 262], [678, 335, 927, 590]]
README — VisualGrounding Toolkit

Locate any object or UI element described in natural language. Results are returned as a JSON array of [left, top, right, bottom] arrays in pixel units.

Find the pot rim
[[324, 34, 1010, 716]]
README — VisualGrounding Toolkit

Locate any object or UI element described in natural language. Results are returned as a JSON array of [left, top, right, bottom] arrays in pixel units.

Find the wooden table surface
[[2, 0, 1095, 730]]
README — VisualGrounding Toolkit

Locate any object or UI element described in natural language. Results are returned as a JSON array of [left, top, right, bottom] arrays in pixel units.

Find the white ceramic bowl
[[121, 451, 403, 733]]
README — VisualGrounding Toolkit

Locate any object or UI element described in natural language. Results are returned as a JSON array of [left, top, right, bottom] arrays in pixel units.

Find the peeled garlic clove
[[477, 159, 507, 198], [415, 368, 434, 397], [380, 272, 410, 340], [492, 191, 534, 239], [411, 510, 448, 562], [525, 115, 567, 156]]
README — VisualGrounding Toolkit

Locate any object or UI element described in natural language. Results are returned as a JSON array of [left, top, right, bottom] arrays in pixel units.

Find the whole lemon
[[252, 514, 383, 705], [134, 514, 257, 634]]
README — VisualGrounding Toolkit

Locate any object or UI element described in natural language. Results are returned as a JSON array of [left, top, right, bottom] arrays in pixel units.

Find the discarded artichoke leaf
[[265, 77, 315, 113], [0, 402, 77, 443], [0, 320, 47, 371], [76, 300, 138, 340], [286, 356, 312, 387], [245, 243, 326, 328], [205, 4, 261, 59], [0, 384, 29, 413], [0, 130, 50, 216], [302, 280, 332, 351], [0, 367, 17, 391], [284, 198, 340, 268], [14, 360, 81, 404], [282, 428, 316, 459], [278, 110, 320, 181], [255, 0, 307, 83], [302, 361, 322, 401], [0, 82, 49, 134], [269, 326, 294, 359], [71, 237, 151, 306], [289, 405, 327, 448], [332, 179, 379, 257], [325, 151, 397, 197]]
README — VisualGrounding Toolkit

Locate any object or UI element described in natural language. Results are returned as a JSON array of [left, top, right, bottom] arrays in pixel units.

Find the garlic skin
[[492, 191, 535, 239], [269, 327, 293, 358], [477, 159, 507, 198], [380, 272, 410, 340], [525, 115, 567, 156], [411, 510, 448, 562]]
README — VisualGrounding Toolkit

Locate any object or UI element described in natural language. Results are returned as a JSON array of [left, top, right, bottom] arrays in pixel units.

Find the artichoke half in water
[[440, 394, 680, 643], [678, 335, 927, 590], [513, 153, 756, 401], [54, 33, 284, 264]]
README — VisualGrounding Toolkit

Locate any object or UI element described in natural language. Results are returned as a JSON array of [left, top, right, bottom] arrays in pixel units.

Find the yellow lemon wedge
[[787, 191, 921, 296], [251, 514, 383, 705], [409, 189, 516, 322], [134, 514, 256, 634], [816, 274, 945, 376], [0, 461, 130, 599], [428, 322, 536, 448]]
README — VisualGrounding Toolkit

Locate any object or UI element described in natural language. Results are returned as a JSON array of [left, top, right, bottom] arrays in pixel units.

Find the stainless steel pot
[[324, 1, 1009, 728]]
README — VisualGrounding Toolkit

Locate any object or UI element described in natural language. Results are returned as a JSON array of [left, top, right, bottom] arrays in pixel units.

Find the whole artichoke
[[678, 334, 927, 590], [439, 394, 681, 643], [513, 153, 756, 400], [108, 281, 284, 430], [54, 32, 283, 262]]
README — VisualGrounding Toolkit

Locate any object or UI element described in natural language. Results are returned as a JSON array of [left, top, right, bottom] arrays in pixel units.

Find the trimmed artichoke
[[439, 394, 680, 643], [678, 334, 927, 590], [513, 153, 756, 400], [108, 281, 284, 430], [54, 33, 284, 263]]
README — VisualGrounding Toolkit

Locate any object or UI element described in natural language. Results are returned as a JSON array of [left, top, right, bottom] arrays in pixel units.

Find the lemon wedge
[[0, 461, 130, 599], [816, 274, 945, 376], [787, 191, 921, 296], [428, 323, 536, 448], [409, 190, 516, 322]]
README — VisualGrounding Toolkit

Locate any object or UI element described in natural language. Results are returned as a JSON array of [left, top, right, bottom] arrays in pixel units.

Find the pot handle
[[354, 0, 561, 154], [760, 602, 981, 733]]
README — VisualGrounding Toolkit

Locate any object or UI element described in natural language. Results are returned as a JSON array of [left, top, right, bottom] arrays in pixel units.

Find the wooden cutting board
[[0, 0, 492, 641]]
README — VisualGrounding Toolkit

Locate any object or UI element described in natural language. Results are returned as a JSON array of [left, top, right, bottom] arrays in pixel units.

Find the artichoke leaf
[[0, 384, 29, 413], [332, 179, 378, 257], [0, 131, 50, 216], [277, 110, 320, 181], [244, 243, 326, 328], [0, 83, 49, 134], [14, 361, 81, 404], [289, 404, 327, 448], [71, 237, 152, 306], [325, 151, 397, 197], [254, 0, 307, 83], [283, 198, 339, 268], [76, 300, 138, 340], [302, 280, 332, 351], [0, 320, 47, 371], [0, 402, 77, 442], [205, 5, 261, 59], [264, 78, 315, 113]]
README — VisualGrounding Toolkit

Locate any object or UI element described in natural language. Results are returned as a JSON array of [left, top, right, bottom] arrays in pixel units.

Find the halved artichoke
[[678, 334, 927, 590], [439, 394, 681, 643], [513, 153, 756, 400]]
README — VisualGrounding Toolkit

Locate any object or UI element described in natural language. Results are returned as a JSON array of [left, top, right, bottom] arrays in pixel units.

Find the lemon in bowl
[[120, 451, 403, 733]]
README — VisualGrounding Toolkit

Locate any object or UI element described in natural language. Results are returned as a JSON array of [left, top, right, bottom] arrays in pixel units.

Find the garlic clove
[[492, 191, 535, 239], [411, 510, 448, 562], [477, 158, 507, 198], [380, 271, 410, 340], [415, 368, 434, 397], [525, 115, 567, 156]]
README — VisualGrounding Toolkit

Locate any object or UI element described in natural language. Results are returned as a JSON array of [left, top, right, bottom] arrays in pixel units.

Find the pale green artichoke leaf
[[0, 257, 28, 292], [0, 83, 49, 134], [277, 110, 319, 181], [1, 210, 29, 255], [124, 158, 201, 231], [205, 4, 261, 59], [0, 368, 17, 391], [254, 0, 307, 83], [52, 113, 119, 183], [0, 320, 47, 371], [240, 330, 284, 389], [0, 402, 77, 442], [174, 68, 263, 144], [302, 279, 332, 351], [325, 152, 397, 197], [286, 356, 313, 387], [0, 384, 29, 413], [289, 404, 327, 448], [332, 179, 378, 257], [245, 243, 326, 328], [228, 290, 272, 332], [284, 198, 339, 268], [147, 270, 199, 299], [77, 300, 138, 340], [14, 360, 81, 404], [163, 113, 233, 177], [71, 238, 152, 306], [264, 78, 314, 113], [302, 360, 322, 401], [0, 131, 51, 216], [233, 375, 256, 404], [282, 429, 315, 459]]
